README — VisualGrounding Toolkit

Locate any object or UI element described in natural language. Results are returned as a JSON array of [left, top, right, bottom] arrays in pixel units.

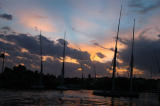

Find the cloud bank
[[0, 13, 12, 20]]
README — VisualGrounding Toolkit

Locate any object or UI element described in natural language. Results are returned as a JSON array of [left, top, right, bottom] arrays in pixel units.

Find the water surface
[[0, 90, 159, 106]]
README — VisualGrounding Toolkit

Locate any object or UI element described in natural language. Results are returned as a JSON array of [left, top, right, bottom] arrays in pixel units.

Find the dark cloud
[[4, 32, 158, 78], [96, 52, 105, 58], [119, 37, 128, 45], [0, 13, 13, 20], [119, 34, 160, 77], [57, 38, 69, 46], [1, 26, 11, 31], [93, 42, 109, 50], [92, 41, 115, 52], [0, 33, 97, 77], [0, 26, 12, 34], [128, 0, 160, 14], [1, 32, 158, 78], [1, 34, 91, 61]]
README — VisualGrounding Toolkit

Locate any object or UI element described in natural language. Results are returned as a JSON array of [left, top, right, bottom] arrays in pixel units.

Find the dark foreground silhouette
[[0, 64, 160, 92]]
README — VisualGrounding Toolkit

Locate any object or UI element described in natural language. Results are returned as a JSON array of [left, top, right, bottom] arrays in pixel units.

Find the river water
[[0, 90, 159, 106]]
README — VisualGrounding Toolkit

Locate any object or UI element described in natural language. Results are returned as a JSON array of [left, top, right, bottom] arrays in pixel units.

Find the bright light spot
[[21, 48, 29, 53]]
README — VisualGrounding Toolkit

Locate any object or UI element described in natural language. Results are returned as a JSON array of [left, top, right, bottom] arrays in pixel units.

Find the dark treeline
[[0, 64, 160, 91]]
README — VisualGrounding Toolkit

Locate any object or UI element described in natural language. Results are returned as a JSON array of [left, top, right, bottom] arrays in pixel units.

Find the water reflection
[[0, 90, 159, 106]]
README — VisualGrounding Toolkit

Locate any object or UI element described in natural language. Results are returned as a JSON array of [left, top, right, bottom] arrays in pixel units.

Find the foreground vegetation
[[0, 64, 160, 92]]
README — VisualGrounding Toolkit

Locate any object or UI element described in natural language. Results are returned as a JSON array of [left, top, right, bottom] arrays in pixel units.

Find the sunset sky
[[0, 0, 160, 78]]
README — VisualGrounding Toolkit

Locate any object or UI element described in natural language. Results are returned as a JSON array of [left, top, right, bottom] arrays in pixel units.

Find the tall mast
[[80, 62, 84, 79], [92, 55, 96, 79], [78, 48, 84, 79], [61, 32, 66, 80], [130, 19, 135, 92], [1, 50, 5, 73], [93, 63, 96, 79], [111, 5, 123, 91], [1, 34, 6, 73], [39, 31, 43, 74]]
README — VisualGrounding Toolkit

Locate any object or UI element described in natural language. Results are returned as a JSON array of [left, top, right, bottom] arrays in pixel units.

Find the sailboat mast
[[111, 5, 123, 91], [92, 55, 96, 79], [80, 63, 84, 79], [39, 31, 43, 74], [61, 32, 66, 79], [130, 19, 135, 92], [93, 64, 96, 79], [1, 50, 5, 73], [78, 48, 84, 79]]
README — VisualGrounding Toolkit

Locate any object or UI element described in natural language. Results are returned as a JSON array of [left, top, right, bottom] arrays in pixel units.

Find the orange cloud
[[76, 39, 125, 63], [31, 64, 40, 69], [42, 55, 54, 61], [18, 11, 57, 32], [59, 56, 79, 64], [16, 56, 24, 60], [70, 39, 143, 76], [0, 38, 15, 45], [16, 63, 25, 66], [77, 67, 82, 71], [107, 67, 143, 76], [4, 52, 10, 56], [133, 68, 144, 75], [21, 48, 29, 53]]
